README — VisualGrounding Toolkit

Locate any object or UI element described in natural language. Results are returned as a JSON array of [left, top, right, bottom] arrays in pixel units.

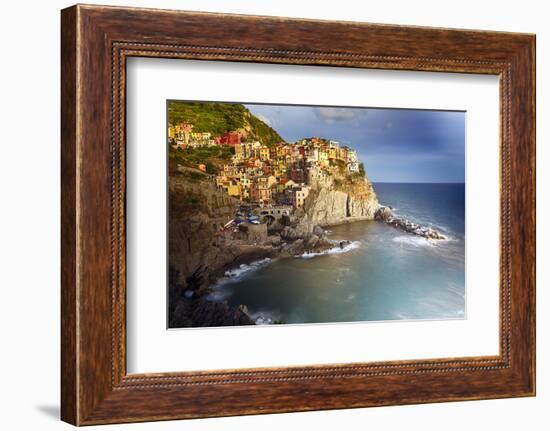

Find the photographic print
[[167, 101, 465, 328]]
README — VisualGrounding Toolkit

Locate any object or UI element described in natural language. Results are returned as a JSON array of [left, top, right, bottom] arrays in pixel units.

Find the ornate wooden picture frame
[[61, 4, 535, 425]]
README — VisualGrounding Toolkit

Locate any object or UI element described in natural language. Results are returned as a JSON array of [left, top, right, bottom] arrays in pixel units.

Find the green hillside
[[168, 101, 283, 146]]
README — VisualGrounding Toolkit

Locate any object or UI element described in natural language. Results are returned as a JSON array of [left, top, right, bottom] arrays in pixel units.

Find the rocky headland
[[303, 168, 379, 226], [168, 165, 346, 328], [168, 163, 447, 328], [375, 206, 446, 240]]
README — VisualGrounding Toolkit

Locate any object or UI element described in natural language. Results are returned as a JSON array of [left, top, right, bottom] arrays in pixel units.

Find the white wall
[[0, 0, 546, 430]]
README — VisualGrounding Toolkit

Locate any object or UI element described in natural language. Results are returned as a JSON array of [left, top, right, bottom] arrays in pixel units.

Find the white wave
[[250, 311, 280, 325], [208, 258, 273, 295], [431, 222, 450, 232], [224, 258, 272, 279], [204, 289, 231, 301], [298, 241, 361, 259], [392, 235, 436, 247]]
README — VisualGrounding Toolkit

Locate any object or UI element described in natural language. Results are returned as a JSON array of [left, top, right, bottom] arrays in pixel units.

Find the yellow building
[[337, 146, 348, 162], [227, 182, 241, 198], [260, 145, 271, 161], [318, 150, 329, 168]]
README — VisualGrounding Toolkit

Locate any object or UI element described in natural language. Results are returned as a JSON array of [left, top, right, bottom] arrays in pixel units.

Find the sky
[[245, 103, 465, 183]]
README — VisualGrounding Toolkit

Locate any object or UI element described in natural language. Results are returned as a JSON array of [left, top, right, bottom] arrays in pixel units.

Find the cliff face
[[169, 165, 277, 292], [169, 167, 239, 291], [168, 161, 380, 327], [304, 176, 379, 226], [169, 165, 277, 327]]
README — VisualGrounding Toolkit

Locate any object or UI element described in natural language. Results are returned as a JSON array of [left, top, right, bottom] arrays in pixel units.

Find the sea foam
[[250, 310, 282, 325], [392, 235, 436, 247], [207, 258, 273, 296], [298, 241, 361, 259], [224, 258, 272, 279]]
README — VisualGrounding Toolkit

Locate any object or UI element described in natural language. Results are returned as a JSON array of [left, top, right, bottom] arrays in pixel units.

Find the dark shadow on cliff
[[168, 266, 255, 328]]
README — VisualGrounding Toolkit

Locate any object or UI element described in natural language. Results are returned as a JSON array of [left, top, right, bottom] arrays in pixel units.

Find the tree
[[359, 162, 366, 177], [205, 161, 217, 175]]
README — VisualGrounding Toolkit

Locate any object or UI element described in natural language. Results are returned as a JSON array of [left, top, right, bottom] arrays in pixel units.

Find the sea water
[[213, 183, 465, 325]]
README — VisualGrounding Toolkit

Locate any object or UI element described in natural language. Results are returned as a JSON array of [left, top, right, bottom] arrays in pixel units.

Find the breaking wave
[[250, 310, 282, 325], [224, 258, 272, 279], [391, 226, 456, 246], [298, 241, 361, 259], [207, 258, 273, 298], [392, 235, 436, 247]]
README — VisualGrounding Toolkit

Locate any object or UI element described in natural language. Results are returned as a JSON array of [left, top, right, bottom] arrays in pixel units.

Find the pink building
[[219, 131, 242, 146]]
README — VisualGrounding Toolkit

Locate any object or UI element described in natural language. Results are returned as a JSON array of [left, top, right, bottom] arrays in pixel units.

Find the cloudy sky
[[245, 103, 465, 183]]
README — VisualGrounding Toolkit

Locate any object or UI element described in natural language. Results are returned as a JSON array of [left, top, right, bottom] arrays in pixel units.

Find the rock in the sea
[[425, 229, 445, 240], [313, 224, 325, 237], [339, 240, 351, 249], [169, 295, 255, 328], [375, 206, 394, 222], [305, 234, 320, 249], [280, 226, 300, 241], [281, 239, 305, 255], [375, 206, 446, 240]]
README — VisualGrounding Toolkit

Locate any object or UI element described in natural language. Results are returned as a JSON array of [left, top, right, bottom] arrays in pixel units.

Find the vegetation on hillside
[[358, 162, 366, 177], [247, 111, 282, 146], [169, 145, 234, 175], [168, 101, 283, 146], [170, 189, 206, 213]]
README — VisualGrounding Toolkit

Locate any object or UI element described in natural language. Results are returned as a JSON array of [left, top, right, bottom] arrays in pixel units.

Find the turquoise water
[[212, 183, 465, 325]]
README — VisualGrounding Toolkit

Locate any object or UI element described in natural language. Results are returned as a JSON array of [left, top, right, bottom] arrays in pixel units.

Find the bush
[[359, 162, 366, 177], [205, 162, 217, 174]]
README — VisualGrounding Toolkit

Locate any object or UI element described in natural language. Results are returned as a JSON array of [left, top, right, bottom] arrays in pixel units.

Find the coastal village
[[167, 104, 447, 328], [169, 121, 364, 225]]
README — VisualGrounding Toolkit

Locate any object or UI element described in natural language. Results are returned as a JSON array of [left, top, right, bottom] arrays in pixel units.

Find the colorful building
[[293, 186, 310, 208], [219, 131, 242, 146], [250, 183, 272, 204], [226, 181, 241, 198], [259, 145, 271, 161]]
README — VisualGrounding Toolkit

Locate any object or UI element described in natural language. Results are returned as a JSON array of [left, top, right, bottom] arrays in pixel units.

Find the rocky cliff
[[168, 161, 356, 327], [304, 175, 379, 226], [168, 164, 278, 327]]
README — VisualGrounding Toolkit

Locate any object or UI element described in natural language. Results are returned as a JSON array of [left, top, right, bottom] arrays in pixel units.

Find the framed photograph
[[61, 4, 536, 425]]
